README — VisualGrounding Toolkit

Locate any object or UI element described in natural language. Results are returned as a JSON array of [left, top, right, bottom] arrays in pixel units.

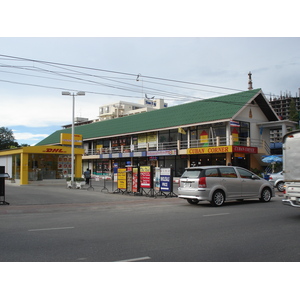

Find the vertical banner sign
[[113, 163, 118, 182], [160, 168, 172, 192], [117, 168, 127, 189], [140, 166, 152, 188], [232, 128, 239, 145], [154, 167, 161, 191], [200, 130, 209, 146], [126, 166, 133, 192], [132, 167, 139, 193]]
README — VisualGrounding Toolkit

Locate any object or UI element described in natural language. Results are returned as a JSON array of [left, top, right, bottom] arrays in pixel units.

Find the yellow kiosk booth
[[0, 145, 84, 185]]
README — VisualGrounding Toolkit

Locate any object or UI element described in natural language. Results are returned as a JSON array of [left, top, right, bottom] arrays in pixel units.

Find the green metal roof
[[36, 88, 266, 145]]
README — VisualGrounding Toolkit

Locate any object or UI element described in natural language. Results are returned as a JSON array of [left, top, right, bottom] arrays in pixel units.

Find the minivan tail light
[[199, 177, 206, 188]]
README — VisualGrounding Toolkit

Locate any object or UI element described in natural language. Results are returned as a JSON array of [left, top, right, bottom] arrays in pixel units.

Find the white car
[[268, 171, 284, 192]]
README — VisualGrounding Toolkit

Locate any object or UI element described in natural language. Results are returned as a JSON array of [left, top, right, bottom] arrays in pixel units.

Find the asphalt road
[[0, 181, 299, 262]]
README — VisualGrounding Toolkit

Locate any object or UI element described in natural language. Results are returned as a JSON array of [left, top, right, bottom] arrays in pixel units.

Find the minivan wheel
[[259, 188, 272, 202], [187, 199, 199, 205], [211, 190, 225, 206], [276, 181, 285, 192]]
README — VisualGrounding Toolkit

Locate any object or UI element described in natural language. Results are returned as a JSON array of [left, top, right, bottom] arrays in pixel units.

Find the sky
[[1, 1, 300, 146]]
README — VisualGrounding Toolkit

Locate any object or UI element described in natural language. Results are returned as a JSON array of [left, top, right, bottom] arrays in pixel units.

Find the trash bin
[[0, 166, 10, 205]]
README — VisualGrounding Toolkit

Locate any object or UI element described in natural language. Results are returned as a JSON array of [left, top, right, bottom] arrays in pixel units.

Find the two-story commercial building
[[33, 88, 296, 178]]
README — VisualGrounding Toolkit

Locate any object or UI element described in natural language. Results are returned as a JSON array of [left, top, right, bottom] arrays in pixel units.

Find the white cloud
[[13, 131, 48, 141], [12, 130, 49, 146], [1, 94, 103, 128]]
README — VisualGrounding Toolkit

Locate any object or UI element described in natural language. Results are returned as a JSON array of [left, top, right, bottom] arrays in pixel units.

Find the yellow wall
[[0, 146, 84, 185]]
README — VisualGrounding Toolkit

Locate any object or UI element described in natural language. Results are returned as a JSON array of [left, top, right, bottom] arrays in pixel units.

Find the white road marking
[[115, 256, 151, 262], [28, 227, 75, 232], [203, 213, 230, 217]]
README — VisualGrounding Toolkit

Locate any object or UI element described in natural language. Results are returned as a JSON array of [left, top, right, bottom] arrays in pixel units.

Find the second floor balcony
[[83, 135, 270, 157]]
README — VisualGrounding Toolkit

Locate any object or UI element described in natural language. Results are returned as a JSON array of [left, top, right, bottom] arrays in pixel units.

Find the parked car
[[268, 171, 284, 192], [178, 165, 274, 206]]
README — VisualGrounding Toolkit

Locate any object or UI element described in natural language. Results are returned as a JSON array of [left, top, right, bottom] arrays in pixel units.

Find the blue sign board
[[160, 168, 171, 192]]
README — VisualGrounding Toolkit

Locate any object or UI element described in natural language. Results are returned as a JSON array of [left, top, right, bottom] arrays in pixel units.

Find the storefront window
[[169, 129, 177, 142], [158, 130, 169, 143], [239, 122, 250, 139], [93, 159, 109, 175], [212, 122, 226, 138], [27, 154, 71, 180]]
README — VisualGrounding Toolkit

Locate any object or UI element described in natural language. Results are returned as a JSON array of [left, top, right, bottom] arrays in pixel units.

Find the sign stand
[[87, 178, 94, 191], [0, 167, 10, 205], [140, 166, 154, 197], [155, 168, 177, 198], [100, 177, 109, 192], [113, 168, 127, 194]]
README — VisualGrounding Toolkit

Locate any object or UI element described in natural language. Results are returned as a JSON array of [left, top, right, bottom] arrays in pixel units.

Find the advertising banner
[[132, 167, 139, 193], [160, 168, 172, 192], [126, 166, 133, 192], [117, 168, 127, 189], [140, 166, 152, 188], [154, 167, 161, 191]]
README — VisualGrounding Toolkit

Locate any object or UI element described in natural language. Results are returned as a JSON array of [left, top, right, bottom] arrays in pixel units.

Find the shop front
[[0, 146, 84, 185]]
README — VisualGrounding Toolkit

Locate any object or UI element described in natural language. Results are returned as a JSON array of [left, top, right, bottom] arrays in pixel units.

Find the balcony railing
[[83, 136, 269, 156]]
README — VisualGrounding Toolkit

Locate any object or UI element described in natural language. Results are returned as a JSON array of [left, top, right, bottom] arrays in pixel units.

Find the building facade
[[34, 88, 295, 179]]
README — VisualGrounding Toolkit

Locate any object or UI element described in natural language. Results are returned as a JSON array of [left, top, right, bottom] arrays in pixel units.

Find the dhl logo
[[43, 148, 67, 153]]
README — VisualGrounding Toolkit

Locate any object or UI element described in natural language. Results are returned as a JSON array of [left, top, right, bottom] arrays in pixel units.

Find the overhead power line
[[0, 53, 263, 106], [0, 54, 244, 92]]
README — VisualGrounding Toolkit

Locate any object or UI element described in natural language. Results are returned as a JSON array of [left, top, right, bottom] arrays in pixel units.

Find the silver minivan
[[178, 166, 274, 206]]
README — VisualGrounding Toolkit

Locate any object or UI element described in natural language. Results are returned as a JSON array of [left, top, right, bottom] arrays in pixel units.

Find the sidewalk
[[3, 178, 179, 207]]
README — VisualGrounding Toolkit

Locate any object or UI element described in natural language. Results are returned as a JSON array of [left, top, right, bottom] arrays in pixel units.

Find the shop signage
[[42, 148, 67, 153], [187, 146, 233, 154], [60, 133, 83, 146], [147, 150, 177, 156], [232, 146, 257, 154], [187, 145, 258, 155]]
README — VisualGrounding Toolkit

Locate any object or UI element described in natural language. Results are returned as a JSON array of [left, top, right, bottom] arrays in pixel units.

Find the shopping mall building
[[0, 89, 296, 184]]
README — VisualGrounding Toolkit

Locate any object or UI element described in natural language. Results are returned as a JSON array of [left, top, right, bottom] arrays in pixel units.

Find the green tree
[[0, 127, 18, 150], [288, 99, 299, 122]]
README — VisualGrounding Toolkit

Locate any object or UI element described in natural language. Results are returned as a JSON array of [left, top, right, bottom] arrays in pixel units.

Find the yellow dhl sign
[[60, 133, 83, 146], [187, 146, 233, 154]]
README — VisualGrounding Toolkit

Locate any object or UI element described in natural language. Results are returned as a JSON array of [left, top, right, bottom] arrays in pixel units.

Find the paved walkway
[[2, 178, 179, 207]]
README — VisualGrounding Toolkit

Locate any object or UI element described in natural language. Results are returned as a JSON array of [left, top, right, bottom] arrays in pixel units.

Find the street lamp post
[[62, 91, 85, 187]]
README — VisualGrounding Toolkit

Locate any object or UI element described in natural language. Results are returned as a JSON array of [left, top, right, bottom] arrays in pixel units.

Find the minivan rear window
[[181, 170, 201, 178]]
